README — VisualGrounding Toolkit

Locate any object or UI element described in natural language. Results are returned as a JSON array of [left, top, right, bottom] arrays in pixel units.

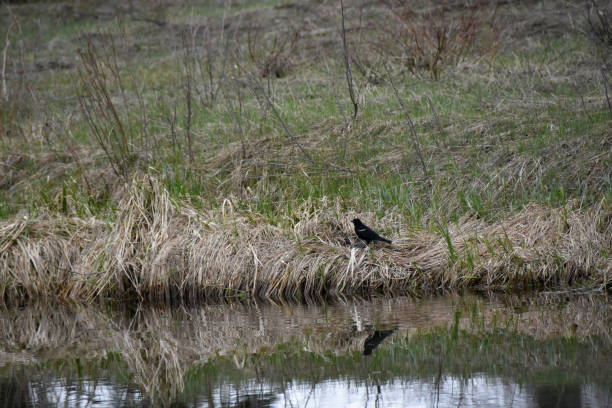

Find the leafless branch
[[425, 95, 444, 152], [340, 0, 358, 120], [601, 67, 612, 119], [224, 78, 248, 160], [384, 64, 430, 182], [250, 75, 315, 165], [182, 32, 194, 167], [1, 25, 10, 103]]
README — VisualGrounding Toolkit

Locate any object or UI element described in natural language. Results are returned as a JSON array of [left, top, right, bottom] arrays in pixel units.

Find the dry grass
[[1, 175, 609, 303]]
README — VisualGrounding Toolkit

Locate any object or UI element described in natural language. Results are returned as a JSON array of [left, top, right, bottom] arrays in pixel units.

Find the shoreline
[[2, 177, 609, 305]]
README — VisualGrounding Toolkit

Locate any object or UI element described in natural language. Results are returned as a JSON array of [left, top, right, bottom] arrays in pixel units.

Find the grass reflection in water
[[0, 292, 610, 407]]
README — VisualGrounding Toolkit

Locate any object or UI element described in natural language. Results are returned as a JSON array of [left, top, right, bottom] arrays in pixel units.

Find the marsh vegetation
[[0, 0, 611, 302], [1, 3, 611, 406]]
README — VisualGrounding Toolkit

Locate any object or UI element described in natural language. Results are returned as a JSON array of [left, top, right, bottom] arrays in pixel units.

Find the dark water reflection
[[0, 292, 611, 407]]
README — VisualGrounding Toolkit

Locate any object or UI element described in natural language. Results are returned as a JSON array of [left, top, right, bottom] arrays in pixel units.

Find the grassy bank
[[0, 0, 611, 302], [1, 175, 610, 302]]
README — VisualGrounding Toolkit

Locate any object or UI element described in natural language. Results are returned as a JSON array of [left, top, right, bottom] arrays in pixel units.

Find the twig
[[118, 21, 150, 162], [77, 90, 123, 180], [61, 114, 94, 195], [1, 26, 10, 103], [324, 59, 349, 158], [384, 64, 430, 182], [425, 95, 444, 151], [193, 6, 236, 108], [246, 69, 352, 174], [340, 0, 358, 120], [587, 0, 612, 46], [251, 77, 315, 165], [182, 32, 194, 166], [224, 79, 248, 160], [579, 93, 594, 121], [601, 68, 612, 119]]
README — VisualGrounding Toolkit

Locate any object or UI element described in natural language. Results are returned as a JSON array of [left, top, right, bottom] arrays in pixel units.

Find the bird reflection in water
[[363, 328, 396, 355]]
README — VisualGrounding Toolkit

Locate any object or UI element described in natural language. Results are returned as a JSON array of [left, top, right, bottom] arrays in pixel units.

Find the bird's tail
[[381, 238, 392, 244]]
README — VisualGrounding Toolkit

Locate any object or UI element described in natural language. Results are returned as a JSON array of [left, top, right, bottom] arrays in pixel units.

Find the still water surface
[[1, 292, 610, 407]]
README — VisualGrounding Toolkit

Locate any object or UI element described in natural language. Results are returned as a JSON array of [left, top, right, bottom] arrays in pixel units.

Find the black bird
[[351, 218, 392, 245], [363, 329, 396, 355]]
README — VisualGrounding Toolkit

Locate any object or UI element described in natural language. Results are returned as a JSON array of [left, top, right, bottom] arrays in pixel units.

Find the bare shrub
[[378, 0, 498, 79], [177, 14, 241, 165], [586, 0, 612, 48], [77, 34, 151, 182], [247, 26, 300, 79], [192, 17, 237, 108]]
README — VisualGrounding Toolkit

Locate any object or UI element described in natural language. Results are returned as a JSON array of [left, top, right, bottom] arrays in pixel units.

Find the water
[[1, 292, 611, 407]]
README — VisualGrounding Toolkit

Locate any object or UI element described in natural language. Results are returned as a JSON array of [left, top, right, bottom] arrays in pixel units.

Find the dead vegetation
[[373, 0, 499, 78], [0, 175, 609, 304]]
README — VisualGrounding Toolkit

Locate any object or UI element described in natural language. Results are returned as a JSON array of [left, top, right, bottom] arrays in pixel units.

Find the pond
[[1, 291, 611, 407]]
